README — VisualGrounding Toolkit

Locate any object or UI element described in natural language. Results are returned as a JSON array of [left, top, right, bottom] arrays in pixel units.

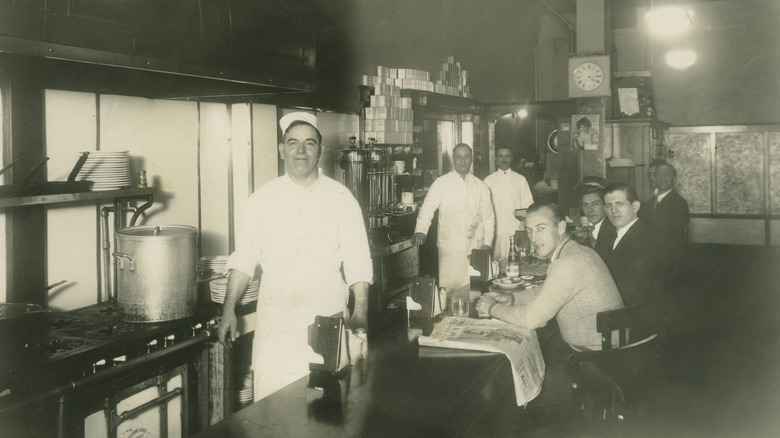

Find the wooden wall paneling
[[769, 132, 780, 215], [3, 56, 47, 304], [715, 132, 765, 215], [668, 131, 712, 214]]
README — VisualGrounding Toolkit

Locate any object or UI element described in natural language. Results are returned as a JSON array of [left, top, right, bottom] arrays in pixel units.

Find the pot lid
[[117, 225, 197, 240]]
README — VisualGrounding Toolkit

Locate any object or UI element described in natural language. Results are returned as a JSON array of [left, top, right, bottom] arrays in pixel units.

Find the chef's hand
[[218, 310, 237, 347], [412, 232, 426, 246], [476, 295, 497, 318]]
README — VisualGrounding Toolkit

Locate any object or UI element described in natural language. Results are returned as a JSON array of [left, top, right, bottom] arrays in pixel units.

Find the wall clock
[[568, 55, 611, 98]]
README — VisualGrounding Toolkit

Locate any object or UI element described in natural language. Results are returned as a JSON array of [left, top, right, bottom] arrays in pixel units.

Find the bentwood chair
[[568, 304, 663, 437]]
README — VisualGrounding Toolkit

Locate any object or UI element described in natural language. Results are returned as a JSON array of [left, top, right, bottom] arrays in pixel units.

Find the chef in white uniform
[[413, 143, 494, 299], [483, 147, 534, 261], [219, 112, 372, 401]]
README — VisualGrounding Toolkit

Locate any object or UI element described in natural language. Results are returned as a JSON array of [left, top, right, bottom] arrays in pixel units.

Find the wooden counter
[[193, 330, 513, 438]]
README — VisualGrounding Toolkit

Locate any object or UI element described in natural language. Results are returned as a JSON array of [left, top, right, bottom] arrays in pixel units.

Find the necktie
[[651, 195, 658, 210], [586, 232, 596, 248]]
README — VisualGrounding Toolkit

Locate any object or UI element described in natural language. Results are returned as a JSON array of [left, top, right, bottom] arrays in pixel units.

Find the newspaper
[[418, 317, 545, 406]]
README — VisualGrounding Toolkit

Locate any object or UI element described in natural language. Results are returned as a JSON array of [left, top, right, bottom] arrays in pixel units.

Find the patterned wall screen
[[715, 133, 765, 215], [669, 133, 712, 214]]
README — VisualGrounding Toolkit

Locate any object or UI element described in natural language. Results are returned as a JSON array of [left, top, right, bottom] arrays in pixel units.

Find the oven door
[[81, 364, 188, 438]]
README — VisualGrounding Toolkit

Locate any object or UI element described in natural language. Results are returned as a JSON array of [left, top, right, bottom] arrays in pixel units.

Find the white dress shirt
[[590, 218, 604, 240]]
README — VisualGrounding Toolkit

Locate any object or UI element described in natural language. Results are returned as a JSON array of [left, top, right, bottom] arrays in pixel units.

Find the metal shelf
[[0, 187, 156, 208]]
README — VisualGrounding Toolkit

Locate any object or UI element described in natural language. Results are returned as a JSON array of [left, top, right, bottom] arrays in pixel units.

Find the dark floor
[[470, 244, 780, 437]]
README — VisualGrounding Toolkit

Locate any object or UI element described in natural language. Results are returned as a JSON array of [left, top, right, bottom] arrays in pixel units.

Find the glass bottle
[[506, 235, 520, 278]]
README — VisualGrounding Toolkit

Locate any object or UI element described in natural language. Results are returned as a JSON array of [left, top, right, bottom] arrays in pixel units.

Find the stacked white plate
[[209, 276, 261, 305], [77, 151, 131, 191], [199, 255, 229, 278], [236, 372, 253, 407]]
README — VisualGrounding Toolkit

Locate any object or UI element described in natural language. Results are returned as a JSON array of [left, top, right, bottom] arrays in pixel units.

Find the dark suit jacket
[[605, 219, 668, 307], [592, 218, 616, 262], [639, 190, 690, 242]]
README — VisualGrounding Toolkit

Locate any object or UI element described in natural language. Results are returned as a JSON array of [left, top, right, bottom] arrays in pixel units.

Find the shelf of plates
[[0, 187, 156, 208]]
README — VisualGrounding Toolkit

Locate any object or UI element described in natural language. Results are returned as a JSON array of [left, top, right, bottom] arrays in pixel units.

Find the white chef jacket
[[226, 172, 372, 401], [484, 169, 534, 237], [415, 171, 495, 251]]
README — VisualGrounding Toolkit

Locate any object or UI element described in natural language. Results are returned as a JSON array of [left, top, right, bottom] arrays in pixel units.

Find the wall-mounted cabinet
[[604, 119, 669, 201]]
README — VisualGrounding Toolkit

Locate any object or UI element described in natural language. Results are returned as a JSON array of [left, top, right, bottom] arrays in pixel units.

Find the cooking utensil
[[0, 281, 67, 342], [114, 225, 198, 322], [0, 153, 93, 197]]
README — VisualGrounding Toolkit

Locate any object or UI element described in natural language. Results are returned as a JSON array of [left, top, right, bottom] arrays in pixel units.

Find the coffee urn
[[339, 138, 396, 236]]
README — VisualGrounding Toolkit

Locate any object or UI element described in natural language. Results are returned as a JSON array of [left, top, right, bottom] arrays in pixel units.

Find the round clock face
[[573, 62, 604, 91]]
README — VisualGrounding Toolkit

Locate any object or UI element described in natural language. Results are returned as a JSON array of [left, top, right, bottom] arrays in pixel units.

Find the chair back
[[597, 304, 657, 350]]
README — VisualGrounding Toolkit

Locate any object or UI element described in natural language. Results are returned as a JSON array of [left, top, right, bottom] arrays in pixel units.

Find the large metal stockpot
[[114, 225, 197, 322]]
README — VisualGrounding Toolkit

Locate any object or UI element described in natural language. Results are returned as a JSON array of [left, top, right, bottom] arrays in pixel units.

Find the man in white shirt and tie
[[483, 147, 534, 261], [603, 182, 667, 306]]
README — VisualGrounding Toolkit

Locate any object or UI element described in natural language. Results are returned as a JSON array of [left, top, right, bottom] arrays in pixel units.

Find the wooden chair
[[568, 304, 663, 437]]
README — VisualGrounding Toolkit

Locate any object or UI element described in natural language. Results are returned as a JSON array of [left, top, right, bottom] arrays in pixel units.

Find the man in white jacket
[[413, 143, 494, 299], [484, 147, 534, 261]]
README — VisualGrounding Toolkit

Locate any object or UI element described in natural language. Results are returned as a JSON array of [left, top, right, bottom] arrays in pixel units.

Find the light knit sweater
[[492, 237, 624, 351]]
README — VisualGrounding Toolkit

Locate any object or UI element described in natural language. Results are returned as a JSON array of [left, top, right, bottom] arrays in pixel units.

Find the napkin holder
[[470, 249, 493, 285], [308, 315, 349, 373], [411, 276, 441, 320]]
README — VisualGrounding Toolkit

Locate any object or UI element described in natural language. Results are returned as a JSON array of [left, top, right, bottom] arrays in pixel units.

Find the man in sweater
[[476, 202, 623, 407], [484, 147, 534, 261], [476, 202, 623, 351]]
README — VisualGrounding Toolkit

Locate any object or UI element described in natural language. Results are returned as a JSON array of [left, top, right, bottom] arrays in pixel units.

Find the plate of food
[[492, 277, 525, 290]]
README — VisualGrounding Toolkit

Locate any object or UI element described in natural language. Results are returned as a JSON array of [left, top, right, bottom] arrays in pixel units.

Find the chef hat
[[279, 112, 320, 135]]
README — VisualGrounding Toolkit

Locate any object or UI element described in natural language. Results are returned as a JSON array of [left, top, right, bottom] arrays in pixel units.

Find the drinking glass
[[452, 297, 469, 318]]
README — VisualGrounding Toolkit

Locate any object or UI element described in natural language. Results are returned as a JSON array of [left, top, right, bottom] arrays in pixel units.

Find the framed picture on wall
[[572, 115, 600, 151]]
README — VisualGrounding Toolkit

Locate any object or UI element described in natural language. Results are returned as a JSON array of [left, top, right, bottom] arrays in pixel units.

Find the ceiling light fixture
[[666, 49, 697, 69], [646, 5, 694, 36], [516, 109, 529, 119]]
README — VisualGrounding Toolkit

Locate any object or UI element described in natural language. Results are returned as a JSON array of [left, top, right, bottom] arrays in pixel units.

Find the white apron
[[252, 263, 348, 401]]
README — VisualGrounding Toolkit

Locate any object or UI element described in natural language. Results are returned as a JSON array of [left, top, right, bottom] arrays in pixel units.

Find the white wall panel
[[45, 90, 98, 311], [771, 220, 780, 246], [231, 103, 252, 252], [252, 104, 279, 190], [688, 218, 766, 246], [100, 95, 199, 228], [199, 103, 231, 256]]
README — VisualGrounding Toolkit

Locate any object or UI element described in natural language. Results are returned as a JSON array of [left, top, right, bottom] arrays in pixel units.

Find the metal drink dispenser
[[339, 148, 367, 208]]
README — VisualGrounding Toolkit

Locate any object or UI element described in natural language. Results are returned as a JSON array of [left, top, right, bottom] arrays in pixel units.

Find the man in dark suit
[[604, 183, 668, 307], [579, 184, 616, 261], [639, 162, 690, 242]]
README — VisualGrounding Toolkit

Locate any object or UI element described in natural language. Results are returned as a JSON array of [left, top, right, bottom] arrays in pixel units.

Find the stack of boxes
[[436, 56, 471, 98], [361, 66, 416, 144], [360, 59, 473, 144]]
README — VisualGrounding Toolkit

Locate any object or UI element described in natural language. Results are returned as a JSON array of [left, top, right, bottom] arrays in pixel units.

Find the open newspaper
[[418, 317, 545, 406]]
